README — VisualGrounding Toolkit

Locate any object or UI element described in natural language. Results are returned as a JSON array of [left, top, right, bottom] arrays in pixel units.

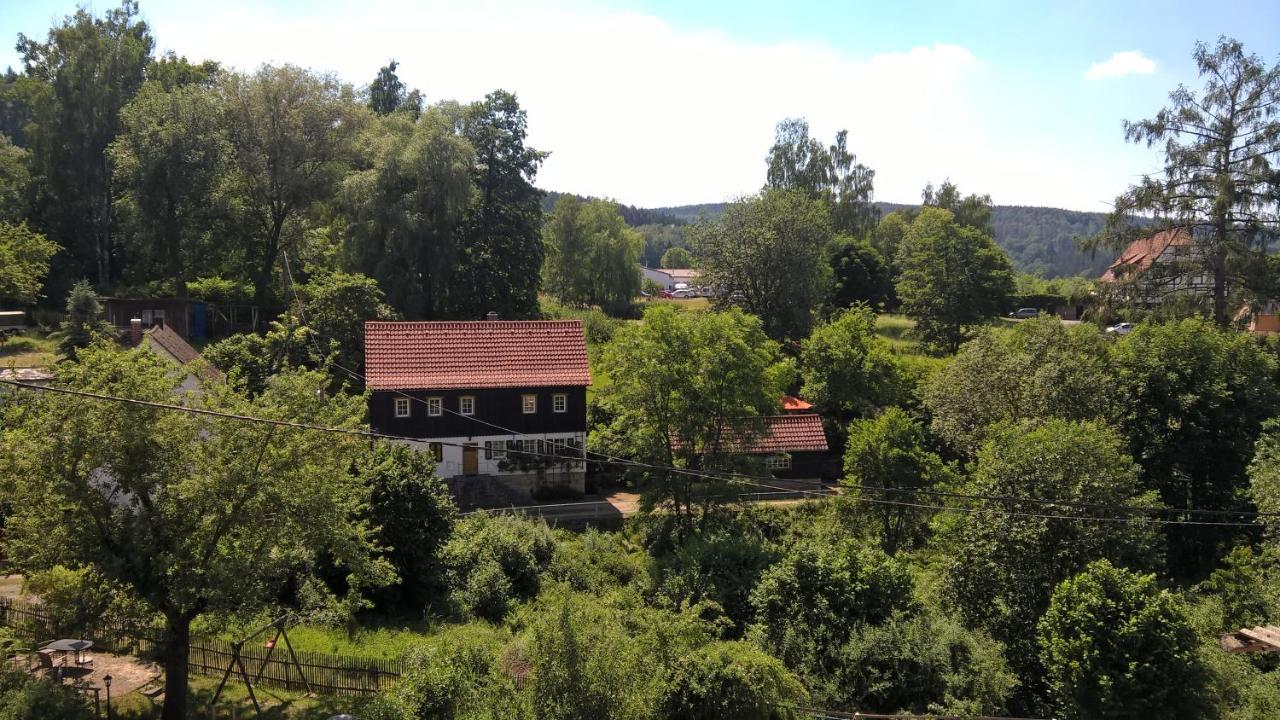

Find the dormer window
[[394, 397, 410, 418]]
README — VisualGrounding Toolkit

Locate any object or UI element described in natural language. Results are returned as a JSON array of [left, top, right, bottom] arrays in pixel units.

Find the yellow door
[[463, 445, 479, 475]]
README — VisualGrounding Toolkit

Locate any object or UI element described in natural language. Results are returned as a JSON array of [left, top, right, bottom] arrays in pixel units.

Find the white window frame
[[764, 454, 791, 471], [552, 393, 567, 413], [394, 397, 411, 418], [459, 396, 475, 416], [522, 394, 537, 414], [426, 397, 442, 417]]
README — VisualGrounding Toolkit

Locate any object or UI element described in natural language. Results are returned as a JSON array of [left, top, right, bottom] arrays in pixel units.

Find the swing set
[[210, 613, 311, 719]]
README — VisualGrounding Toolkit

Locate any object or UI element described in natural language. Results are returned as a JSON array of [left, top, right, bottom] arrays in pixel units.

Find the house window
[[764, 455, 791, 471], [428, 442, 443, 462], [394, 397, 410, 418], [426, 397, 442, 416], [522, 394, 537, 414], [552, 394, 567, 413], [459, 396, 475, 416], [484, 441, 492, 460]]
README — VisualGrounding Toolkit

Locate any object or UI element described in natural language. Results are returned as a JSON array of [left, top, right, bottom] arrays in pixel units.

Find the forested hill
[[541, 191, 684, 227], [643, 200, 1114, 278]]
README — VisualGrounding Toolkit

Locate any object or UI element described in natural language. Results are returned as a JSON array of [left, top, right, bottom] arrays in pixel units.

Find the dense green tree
[[200, 318, 315, 396], [660, 246, 693, 269], [765, 118, 878, 237], [1, 345, 390, 720], [1249, 419, 1280, 542], [868, 211, 909, 277], [799, 306, 904, 432], [542, 196, 644, 315], [0, 134, 29, 222], [652, 534, 776, 636], [922, 180, 993, 234], [924, 317, 1114, 454], [145, 51, 220, 90], [222, 64, 367, 311], [1039, 560, 1211, 720], [895, 207, 1014, 352], [843, 408, 954, 554], [294, 269, 397, 378], [837, 612, 1015, 716], [49, 280, 112, 358], [368, 59, 407, 116], [449, 90, 547, 319], [749, 539, 913, 700], [340, 106, 474, 319], [636, 223, 690, 267], [1110, 319, 1280, 578], [442, 514, 554, 621], [593, 305, 792, 541], [17, 1, 154, 286], [109, 79, 233, 294], [827, 235, 893, 310], [0, 222, 58, 306], [656, 641, 807, 720], [361, 442, 456, 614], [942, 420, 1163, 712], [693, 189, 833, 340], [1093, 38, 1280, 325]]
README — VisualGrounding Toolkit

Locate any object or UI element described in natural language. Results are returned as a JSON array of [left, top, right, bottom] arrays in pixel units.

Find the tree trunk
[[160, 611, 192, 720]]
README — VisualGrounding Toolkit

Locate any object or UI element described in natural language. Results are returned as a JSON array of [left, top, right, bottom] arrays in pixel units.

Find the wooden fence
[[0, 599, 399, 696]]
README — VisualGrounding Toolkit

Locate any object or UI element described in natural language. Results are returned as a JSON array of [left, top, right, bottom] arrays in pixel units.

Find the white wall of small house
[[403, 432, 586, 478], [642, 267, 676, 290]]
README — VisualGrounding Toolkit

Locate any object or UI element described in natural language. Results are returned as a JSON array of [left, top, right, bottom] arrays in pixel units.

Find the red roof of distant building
[[364, 320, 591, 391], [683, 414, 828, 454], [1100, 228, 1191, 282], [781, 395, 813, 411]]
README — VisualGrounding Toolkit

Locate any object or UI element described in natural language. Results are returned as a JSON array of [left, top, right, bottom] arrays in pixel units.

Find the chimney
[[129, 318, 142, 345], [486, 311, 499, 321]]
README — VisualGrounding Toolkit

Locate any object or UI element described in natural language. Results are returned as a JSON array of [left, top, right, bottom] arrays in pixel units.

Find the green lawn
[[0, 332, 58, 368], [282, 622, 428, 660], [114, 674, 362, 720]]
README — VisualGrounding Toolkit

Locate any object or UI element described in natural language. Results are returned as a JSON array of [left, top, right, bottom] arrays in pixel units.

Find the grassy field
[[282, 622, 429, 660], [0, 332, 57, 368], [114, 674, 362, 720]]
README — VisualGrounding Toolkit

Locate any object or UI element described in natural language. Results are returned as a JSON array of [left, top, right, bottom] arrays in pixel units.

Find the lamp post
[[102, 673, 112, 720]]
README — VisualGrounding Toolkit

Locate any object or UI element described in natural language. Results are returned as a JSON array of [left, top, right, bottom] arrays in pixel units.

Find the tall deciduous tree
[[942, 420, 1163, 713], [1038, 560, 1210, 720], [340, 107, 474, 319], [0, 134, 30, 222], [924, 317, 1114, 454], [368, 60, 407, 116], [799, 306, 904, 432], [895, 207, 1013, 352], [110, 80, 233, 295], [18, 0, 153, 286], [1, 345, 391, 720], [449, 90, 547, 319], [693, 189, 833, 341], [1095, 37, 1280, 326], [921, 180, 993, 234], [1110, 319, 1280, 578], [542, 196, 643, 315], [843, 407, 954, 554], [294, 269, 397, 379], [765, 118, 878, 236], [0, 222, 58, 306], [660, 246, 693, 269], [222, 64, 367, 311], [592, 305, 792, 540], [827, 235, 894, 310]]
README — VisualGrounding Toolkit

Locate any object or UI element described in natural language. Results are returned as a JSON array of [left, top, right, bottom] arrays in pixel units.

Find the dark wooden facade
[[369, 385, 588, 439]]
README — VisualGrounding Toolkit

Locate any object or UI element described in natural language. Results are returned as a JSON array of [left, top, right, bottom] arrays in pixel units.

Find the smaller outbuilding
[[642, 267, 702, 291]]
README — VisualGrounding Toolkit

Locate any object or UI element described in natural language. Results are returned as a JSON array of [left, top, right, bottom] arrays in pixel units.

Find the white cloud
[[1085, 51, 1156, 81], [134, 0, 1145, 210]]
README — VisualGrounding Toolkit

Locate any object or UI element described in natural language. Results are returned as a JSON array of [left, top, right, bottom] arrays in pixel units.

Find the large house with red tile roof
[[1100, 228, 1214, 304], [364, 320, 591, 497]]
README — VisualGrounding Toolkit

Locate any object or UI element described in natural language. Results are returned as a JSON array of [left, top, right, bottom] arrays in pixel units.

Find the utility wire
[[0, 379, 1268, 529]]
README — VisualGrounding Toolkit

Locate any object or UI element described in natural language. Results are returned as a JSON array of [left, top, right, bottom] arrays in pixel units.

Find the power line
[[2, 378, 1268, 529]]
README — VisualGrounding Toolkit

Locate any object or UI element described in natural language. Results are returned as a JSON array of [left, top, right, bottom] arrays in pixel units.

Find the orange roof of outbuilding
[[676, 414, 828, 454], [364, 320, 591, 390], [781, 395, 813, 411]]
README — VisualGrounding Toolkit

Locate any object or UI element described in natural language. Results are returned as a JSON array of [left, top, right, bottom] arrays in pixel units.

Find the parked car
[[670, 288, 697, 298], [1009, 307, 1039, 319], [0, 311, 25, 339], [1106, 322, 1134, 335]]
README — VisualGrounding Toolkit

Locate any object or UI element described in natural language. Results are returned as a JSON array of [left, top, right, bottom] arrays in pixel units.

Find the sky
[[2, 0, 1278, 212]]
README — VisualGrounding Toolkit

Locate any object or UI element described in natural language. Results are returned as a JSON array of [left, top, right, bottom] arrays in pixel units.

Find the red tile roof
[[781, 395, 813, 411], [364, 320, 591, 390], [1101, 228, 1191, 282], [679, 414, 829, 454]]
